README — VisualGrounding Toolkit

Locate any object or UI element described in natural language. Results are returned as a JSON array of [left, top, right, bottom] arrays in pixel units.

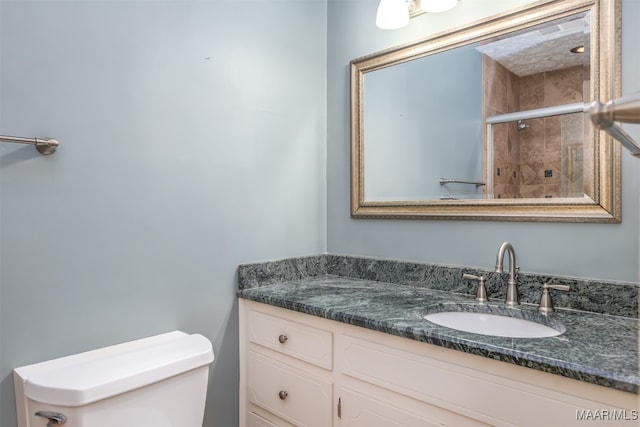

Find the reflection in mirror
[[488, 112, 587, 199], [482, 12, 590, 200], [365, 44, 483, 201], [364, 12, 591, 201], [351, 0, 621, 222]]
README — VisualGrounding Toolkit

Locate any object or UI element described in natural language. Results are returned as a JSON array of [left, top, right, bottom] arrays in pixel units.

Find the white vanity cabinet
[[239, 299, 637, 427]]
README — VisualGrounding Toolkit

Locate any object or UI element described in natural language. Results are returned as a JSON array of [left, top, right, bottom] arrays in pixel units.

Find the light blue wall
[[327, 0, 640, 282], [0, 1, 327, 426]]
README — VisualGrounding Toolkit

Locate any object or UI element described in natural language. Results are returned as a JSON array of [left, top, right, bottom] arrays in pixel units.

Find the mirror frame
[[351, 0, 621, 222]]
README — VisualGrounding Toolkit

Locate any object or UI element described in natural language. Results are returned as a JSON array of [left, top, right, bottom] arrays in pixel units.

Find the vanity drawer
[[247, 308, 333, 370], [248, 351, 333, 427]]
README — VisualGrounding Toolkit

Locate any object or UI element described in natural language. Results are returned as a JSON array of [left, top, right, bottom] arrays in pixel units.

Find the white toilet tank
[[13, 331, 214, 427]]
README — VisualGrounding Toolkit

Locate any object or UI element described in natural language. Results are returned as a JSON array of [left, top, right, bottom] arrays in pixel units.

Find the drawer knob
[[278, 334, 288, 344], [278, 390, 288, 400]]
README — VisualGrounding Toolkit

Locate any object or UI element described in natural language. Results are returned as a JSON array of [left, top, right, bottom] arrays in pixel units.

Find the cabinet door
[[339, 387, 490, 427]]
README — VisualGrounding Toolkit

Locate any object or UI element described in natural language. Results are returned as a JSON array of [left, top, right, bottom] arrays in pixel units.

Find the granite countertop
[[238, 256, 639, 394]]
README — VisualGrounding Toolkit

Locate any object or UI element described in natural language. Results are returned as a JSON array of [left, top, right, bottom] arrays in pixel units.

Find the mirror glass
[[351, 0, 621, 222], [364, 42, 484, 201]]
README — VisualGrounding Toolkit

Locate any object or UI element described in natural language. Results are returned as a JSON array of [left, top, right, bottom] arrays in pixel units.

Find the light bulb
[[376, 0, 410, 30]]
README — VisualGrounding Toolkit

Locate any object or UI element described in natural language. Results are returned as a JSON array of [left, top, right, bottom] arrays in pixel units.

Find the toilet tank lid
[[24, 333, 214, 406]]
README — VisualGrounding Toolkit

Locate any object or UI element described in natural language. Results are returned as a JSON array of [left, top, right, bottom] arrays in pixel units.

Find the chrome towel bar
[[439, 178, 485, 188], [0, 134, 59, 155]]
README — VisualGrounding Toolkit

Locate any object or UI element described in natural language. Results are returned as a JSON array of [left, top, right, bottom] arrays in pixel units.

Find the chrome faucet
[[495, 242, 519, 307]]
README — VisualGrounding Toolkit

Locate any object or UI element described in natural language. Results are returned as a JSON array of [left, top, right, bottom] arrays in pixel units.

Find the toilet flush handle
[[35, 411, 67, 426]]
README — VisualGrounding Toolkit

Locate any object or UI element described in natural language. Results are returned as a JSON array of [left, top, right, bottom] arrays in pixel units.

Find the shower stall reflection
[[487, 112, 587, 199]]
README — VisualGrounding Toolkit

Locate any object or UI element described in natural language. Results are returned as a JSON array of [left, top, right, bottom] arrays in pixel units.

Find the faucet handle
[[544, 282, 570, 291], [463, 274, 488, 303], [538, 280, 570, 314]]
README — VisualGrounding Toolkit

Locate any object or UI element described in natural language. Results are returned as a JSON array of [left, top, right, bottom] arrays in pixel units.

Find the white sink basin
[[423, 311, 563, 338]]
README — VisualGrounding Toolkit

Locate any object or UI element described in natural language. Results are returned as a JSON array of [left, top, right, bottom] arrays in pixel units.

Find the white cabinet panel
[[339, 387, 490, 427], [248, 350, 332, 427], [338, 333, 634, 427], [248, 411, 280, 427]]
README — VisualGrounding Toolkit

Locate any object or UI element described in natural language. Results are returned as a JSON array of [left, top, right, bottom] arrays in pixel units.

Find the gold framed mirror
[[351, 0, 621, 222]]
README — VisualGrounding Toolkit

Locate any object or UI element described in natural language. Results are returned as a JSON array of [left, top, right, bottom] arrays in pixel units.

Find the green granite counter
[[237, 255, 639, 394]]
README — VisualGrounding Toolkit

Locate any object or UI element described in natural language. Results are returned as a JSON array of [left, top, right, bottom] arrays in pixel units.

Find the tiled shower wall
[[483, 57, 521, 198], [483, 56, 589, 198]]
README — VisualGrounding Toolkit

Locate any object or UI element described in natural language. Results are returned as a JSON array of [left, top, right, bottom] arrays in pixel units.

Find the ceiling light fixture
[[376, 0, 459, 30], [376, 0, 411, 30], [570, 45, 585, 53]]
